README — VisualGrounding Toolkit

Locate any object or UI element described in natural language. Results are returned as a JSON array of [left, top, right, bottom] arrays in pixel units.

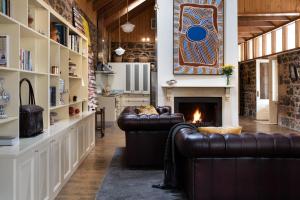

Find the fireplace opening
[[174, 97, 222, 127]]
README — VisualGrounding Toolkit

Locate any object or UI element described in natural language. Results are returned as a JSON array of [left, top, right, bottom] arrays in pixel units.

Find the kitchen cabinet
[[108, 63, 150, 94], [0, 112, 95, 200]]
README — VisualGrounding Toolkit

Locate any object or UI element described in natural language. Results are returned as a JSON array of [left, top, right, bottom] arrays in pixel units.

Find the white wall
[[156, 0, 239, 126]]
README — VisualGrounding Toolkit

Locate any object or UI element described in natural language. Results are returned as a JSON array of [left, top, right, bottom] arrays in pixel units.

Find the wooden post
[[282, 25, 288, 51], [295, 20, 300, 48], [262, 34, 267, 56], [271, 31, 276, 54]]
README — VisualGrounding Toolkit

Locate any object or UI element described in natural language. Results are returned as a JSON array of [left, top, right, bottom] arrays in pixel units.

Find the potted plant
[[222, 64, 234, 85]]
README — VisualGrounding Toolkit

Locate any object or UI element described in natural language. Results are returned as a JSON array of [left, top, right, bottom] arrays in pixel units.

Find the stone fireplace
[[174, 97, 222, 126]]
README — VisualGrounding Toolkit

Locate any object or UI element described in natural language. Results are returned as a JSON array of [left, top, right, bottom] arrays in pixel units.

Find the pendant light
[[121, 0, 135, 33], [115, 10, 125, 56]]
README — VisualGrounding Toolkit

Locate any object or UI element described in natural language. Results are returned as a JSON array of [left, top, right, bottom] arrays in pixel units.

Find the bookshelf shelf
[[20, 24, 48, 40], [19, 70, 48, 76], [0, 66, 19, 72], [50, 104, 68, 110], [0, 117, 18, 125], [0, 0, 89, 139], [69, 76, 82, 79]]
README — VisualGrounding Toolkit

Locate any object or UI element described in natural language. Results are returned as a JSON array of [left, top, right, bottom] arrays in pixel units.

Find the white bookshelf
[[0, 0, 89, 139]]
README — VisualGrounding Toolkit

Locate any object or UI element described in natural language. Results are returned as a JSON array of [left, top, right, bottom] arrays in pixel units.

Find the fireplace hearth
[[174, 97, 222, 127]]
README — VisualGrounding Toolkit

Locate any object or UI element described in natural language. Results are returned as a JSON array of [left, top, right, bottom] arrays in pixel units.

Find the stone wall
[[111, 42, 156, 63], [239, 61, 256, 118], [278, 50, 300, 131]]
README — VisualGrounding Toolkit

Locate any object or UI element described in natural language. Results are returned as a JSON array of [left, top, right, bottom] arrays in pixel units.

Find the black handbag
[[19, 78, 44, 138]]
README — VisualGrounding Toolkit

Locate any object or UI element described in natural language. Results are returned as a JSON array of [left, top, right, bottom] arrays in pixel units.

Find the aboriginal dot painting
[[174, 0, 224, 75]]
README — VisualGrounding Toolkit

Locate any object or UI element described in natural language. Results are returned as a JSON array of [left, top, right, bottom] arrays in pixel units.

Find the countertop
[[0, 111, 95, 158]]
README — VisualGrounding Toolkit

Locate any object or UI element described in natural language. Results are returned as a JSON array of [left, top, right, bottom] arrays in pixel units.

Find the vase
[[226, 75, 230, 85]]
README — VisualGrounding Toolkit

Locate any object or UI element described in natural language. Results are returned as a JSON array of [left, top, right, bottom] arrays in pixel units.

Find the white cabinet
[[78, 122, 85, 160], [70, 126, 78, 169], [50, 135, 62, 197], [124, 63, 150, 94], [16, 140, 51, 200], [36, 143, 50, 200], [109, 63, 150, 94], [0, 113, 95, 200], [16, 150, 36, 200], [61, 129, 71, 181]]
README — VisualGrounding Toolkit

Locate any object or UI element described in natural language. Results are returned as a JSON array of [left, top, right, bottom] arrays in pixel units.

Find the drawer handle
[[35, 150, 39, 153]]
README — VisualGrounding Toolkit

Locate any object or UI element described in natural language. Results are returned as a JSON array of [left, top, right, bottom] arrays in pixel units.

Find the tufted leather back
[[175, 126, 300, 158]]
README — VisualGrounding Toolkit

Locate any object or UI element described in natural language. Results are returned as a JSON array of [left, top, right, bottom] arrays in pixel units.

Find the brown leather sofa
[[117, 106, 184, 167], [175, 126, 300, 200]]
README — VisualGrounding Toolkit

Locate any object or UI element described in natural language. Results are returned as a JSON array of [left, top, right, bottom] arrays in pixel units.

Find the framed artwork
[[289, 63, 297, 82], [173, 0, 224, 75]]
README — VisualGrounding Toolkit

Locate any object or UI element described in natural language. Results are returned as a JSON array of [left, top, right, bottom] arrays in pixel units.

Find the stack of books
[[20, 49, 33, 71], [69, 34, 79, 53], [0, 0, 10, 16], [72, 7, 85, 35], [54, 23, 67, 46], [0, 35, 8, 67], [0, 136, 18, 146]]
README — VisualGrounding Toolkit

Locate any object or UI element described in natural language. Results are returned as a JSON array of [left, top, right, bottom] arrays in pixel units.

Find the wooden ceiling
[[238, 0, 300, 43], [92, 0, 154, 30]]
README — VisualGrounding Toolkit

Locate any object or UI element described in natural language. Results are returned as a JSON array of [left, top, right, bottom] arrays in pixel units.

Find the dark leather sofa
[[118, 106, 184, 167], [175, 126, 300, 200]]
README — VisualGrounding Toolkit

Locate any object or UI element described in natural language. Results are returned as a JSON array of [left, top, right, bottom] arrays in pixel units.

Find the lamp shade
[[121, 21, 135, 33], [115, 47, 125, 56]]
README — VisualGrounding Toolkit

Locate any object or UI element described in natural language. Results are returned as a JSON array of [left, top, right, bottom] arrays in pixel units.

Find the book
[[20, 49, 33, 71], [0, 136, 18, 146], [0, 35, 8, 67]]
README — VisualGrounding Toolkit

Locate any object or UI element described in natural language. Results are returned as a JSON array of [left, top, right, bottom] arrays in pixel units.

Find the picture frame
[[173, 0, 224, 75]]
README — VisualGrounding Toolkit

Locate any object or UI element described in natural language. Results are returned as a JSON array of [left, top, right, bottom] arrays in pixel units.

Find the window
[[287, 22, 295, 50], [247, 40, 253, 59], [238, 44, 242, 62], [257, 36, 262, 57], [266, 33, 272, 55], [276, 28, 282, 53]]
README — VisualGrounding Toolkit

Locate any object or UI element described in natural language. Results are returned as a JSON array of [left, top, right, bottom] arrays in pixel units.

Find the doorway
[[256, 59, 269, 120], [255, 58, 278, 122]]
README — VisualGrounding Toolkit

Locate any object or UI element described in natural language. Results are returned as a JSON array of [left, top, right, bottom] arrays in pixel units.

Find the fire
[[192, 109, 202, 123]]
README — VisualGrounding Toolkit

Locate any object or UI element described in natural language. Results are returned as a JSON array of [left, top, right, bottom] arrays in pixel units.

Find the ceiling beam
[[93, 0, 114, 11], [103, 0, 146, 27], [238, 13, 300, 17], [239, 16, 290, 22], [238, 21, 275, 28], [107, 0, 154, 31]]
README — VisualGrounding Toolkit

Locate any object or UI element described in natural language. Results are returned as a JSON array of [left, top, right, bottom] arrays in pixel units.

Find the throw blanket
[[153, 123, 197, 189]]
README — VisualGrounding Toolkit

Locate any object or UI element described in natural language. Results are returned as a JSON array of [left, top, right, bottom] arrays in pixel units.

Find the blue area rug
[[96, 148, 187, 200]]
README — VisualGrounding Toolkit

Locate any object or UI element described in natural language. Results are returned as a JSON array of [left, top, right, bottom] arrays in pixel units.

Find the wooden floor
[[56, 118, 300, 200], [56, 124, 125, 200]]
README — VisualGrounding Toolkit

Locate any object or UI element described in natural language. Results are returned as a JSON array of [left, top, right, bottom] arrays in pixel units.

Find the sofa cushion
[[198, 126, 242, 134], [136, 105, 159, 115]]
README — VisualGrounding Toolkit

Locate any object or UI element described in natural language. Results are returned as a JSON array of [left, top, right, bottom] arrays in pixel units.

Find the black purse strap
[[20, 78, 36, 106]]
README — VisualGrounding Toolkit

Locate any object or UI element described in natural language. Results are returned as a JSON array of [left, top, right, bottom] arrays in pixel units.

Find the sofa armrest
[[117, 112, 185, 131], [156, 106, 171, 115]]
